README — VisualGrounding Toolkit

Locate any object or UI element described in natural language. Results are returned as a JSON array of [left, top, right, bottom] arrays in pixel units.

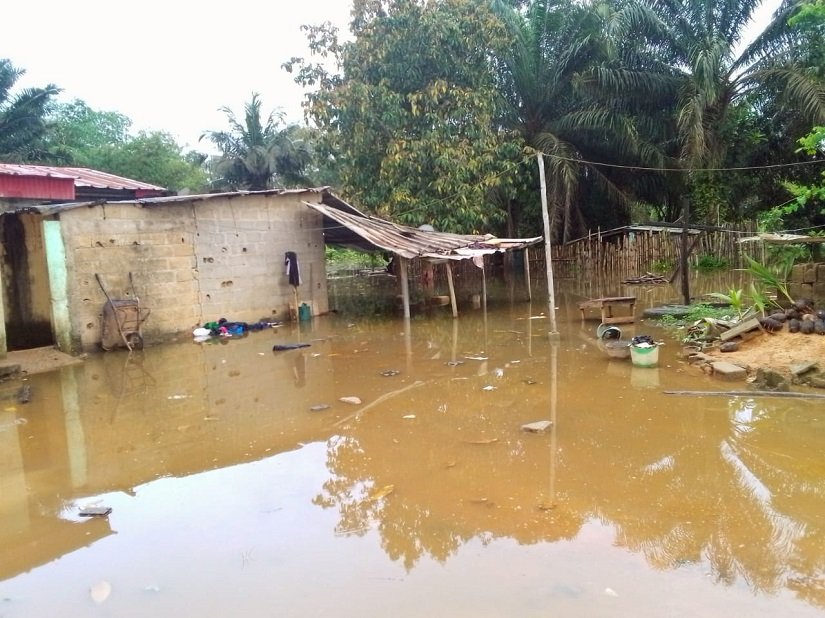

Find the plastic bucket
[[596, 323, 622, 340], [630, 343, 659, 367], [603, 340, 631, 359]]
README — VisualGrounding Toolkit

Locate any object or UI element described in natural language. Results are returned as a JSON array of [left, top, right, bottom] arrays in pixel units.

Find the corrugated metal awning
[[307, 195, 542, 259], [739, 233, 825, 244]]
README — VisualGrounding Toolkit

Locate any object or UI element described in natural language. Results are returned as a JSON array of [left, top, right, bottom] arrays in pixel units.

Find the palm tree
[[200, 93, 312, 191], [0, 58, 60, 162], [491, 0, 648, 241], [590, 0, 825, 221]]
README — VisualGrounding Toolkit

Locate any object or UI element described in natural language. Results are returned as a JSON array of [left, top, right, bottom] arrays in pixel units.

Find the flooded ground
[[1, 276, 824, 617]]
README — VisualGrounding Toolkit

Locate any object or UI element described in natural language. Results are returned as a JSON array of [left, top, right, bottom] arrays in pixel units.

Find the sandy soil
[[707, 330, 825, 374]]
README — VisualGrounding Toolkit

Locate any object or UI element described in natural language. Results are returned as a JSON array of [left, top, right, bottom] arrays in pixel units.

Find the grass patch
[[656, 303, 734, 343], [694, 255, 729, 272]]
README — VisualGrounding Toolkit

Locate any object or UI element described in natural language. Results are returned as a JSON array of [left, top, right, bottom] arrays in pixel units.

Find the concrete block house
[[0, 165, 329, 354]]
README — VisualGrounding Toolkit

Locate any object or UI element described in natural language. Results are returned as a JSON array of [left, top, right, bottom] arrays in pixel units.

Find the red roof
[[0, 164, 166, 192], [0, 163, 168, 200]]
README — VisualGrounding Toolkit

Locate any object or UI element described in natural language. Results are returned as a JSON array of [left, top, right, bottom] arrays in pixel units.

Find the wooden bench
[[578, 296, 636, 324]]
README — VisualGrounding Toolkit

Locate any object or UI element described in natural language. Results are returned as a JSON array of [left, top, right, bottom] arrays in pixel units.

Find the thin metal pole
[[680, 198, 691, 305], [523, 247, 532, 301]]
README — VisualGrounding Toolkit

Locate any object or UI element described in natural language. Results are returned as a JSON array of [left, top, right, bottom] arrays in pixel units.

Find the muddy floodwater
[[1, 282, 824, 617]]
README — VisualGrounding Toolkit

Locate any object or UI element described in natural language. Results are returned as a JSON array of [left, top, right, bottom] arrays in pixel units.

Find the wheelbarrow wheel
[[126, 332, 144, 350]]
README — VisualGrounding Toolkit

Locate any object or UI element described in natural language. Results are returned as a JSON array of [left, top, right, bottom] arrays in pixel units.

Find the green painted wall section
[[0, 268, 6, 357], [43, 221, 73, 353]]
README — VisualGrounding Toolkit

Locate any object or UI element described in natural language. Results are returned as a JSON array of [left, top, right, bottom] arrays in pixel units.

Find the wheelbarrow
[[96, 273, 150, 351]]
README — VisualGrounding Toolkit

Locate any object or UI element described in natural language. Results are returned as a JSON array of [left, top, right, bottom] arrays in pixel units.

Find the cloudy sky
[[7, 0, 781, 154], [5, 0, 352, 151]]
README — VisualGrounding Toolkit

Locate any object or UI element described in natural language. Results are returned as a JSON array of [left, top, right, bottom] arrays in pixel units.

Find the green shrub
[[695, 255, 729, 272], [651, 258, 675, 273], [325, 247, 385, 272]]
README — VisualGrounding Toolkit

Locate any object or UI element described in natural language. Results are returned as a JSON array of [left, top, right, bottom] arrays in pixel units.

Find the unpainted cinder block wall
[[59, 192, 328, 352], [788, 262, 825, 305]]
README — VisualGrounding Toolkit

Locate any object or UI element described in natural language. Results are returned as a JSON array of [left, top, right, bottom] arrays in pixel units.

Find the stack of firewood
[[622, 272, 668, 285]]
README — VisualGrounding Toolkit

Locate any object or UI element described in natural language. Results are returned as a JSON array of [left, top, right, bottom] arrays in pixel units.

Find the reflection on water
[[1, 277, 824, 617]]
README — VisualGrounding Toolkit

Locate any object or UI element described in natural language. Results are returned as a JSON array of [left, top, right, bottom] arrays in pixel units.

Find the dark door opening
[[1, 213, 55, 350]]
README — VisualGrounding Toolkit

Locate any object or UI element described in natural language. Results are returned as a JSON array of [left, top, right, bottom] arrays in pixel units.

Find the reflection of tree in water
[[313, 392, 586, 571], [313, 435, 468, 569], [565, 396, 825, 608], [727, 403, 825, 607], [313, 316, 825, 608]]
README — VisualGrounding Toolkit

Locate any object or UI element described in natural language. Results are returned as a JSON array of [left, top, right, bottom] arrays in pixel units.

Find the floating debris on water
[[521, 420, 553, 433], [90, 581, 112, 604], [464, 438, 499, 445], [365, 484, 395, 502], [79, 506, 112, 517]]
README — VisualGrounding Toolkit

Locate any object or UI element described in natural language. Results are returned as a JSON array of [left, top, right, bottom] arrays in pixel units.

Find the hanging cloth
[[285, 251, 302, 286]]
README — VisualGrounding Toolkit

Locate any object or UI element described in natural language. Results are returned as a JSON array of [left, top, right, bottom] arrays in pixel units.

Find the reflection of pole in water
[[451, 317, 458, 364], [548, 342, 558, 505], [527, 302, 533, 357], [481, 258, 488, 314], [524, 247, 532, 302], [404, 318, 412, 373], [482, 293, 488, 353]]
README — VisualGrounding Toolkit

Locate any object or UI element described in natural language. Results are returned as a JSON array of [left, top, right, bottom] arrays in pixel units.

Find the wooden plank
[[664, 390, 825, 400], [719, 317, 761, 341]]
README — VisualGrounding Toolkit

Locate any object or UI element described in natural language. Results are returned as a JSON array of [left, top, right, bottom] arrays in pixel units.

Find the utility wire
[[540, 151, 825, 172]]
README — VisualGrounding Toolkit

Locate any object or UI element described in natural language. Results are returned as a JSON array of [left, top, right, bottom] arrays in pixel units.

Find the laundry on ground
[[193, 317, 280, 340]]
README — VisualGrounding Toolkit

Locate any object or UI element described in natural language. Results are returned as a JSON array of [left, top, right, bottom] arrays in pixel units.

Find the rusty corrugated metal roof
[[0, 163, 77, 180], [10, 186, 543, 258], [308, 194, 542, 259], [19, 187, 329, 216], [0, 163, 166, 191]]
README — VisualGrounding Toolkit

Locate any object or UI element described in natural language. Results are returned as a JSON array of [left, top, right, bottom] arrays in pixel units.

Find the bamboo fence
[[534, 222, 760, 282], [327, 222, 761, 313]]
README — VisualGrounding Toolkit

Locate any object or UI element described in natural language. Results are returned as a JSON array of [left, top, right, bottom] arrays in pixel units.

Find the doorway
[[1, 212, 54, 350]]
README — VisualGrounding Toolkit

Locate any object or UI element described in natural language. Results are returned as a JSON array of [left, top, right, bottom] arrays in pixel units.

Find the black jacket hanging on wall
[[285, 251, 301, 286]]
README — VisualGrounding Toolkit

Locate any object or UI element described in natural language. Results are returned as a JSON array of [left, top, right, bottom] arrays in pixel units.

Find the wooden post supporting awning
[[445, 262, 458, 318], [303, 195, 543, 320], [399, 257, 411, 319]]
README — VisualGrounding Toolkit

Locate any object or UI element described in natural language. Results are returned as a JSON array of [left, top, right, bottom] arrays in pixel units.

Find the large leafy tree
[[200, 93, 312, 191], [46, 99, 131, 161], [286, 0, 525, 233], [761, 0, 825, 232], [46, 99, 208, 192], [0, 58, 60, 162], [93, 131, 209, 192]]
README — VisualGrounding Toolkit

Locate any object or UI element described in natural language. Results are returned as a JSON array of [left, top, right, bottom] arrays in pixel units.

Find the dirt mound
[[708, 330, 825, 375]]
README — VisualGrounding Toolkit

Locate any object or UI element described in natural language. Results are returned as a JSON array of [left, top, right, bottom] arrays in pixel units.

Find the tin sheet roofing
[[739, 233, 825, 244], [9, 185, 543, 258], [309, 194, 542, 260], [24, 187, 328, 216], [0, 163, 166, 191]]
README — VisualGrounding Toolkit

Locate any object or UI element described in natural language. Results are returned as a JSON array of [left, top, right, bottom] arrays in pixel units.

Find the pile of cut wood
[[622, 272, 668, 285]]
